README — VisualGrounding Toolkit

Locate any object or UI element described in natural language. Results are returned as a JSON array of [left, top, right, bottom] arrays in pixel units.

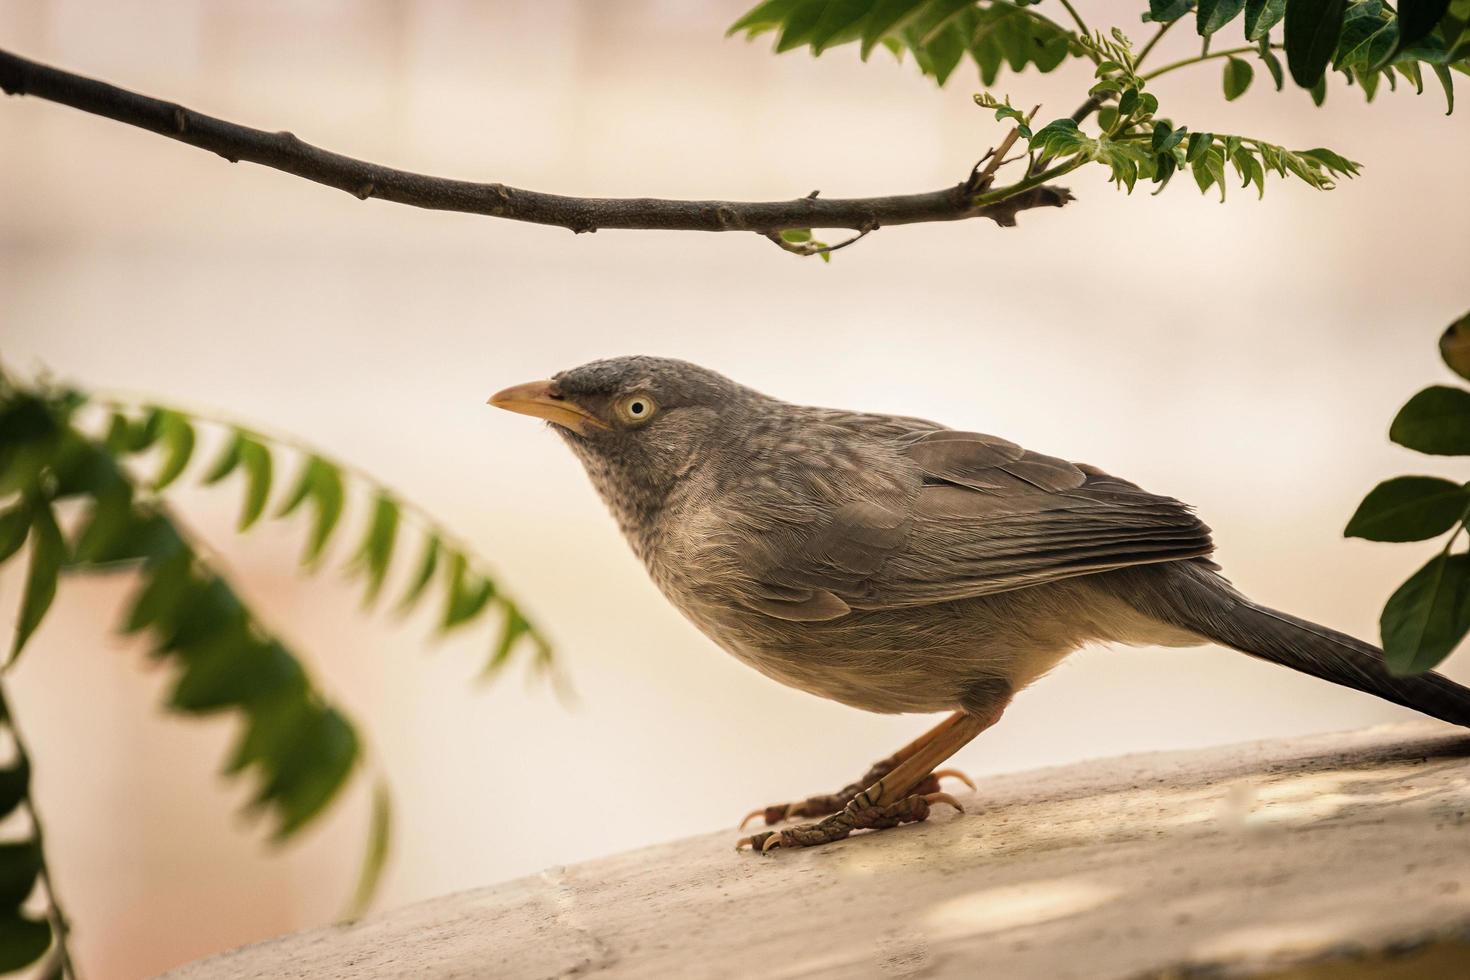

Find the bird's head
[[490, 356, 758, 524]]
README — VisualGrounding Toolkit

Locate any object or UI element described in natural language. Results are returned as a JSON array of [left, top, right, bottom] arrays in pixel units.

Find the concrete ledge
[[166, 723, 1470, 979]]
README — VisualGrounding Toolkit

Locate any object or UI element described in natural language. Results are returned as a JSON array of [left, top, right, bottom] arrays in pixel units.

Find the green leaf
[[1390, 386, 1470, 455], [1392, 0, 1453, 60], [860, 0, 927, 57], [154, 574, 249, 653], [169, 636, 307, 714], [236, 436, 273, 530], [1439, 311, 1470, 380], [1029, 118, 1086, 162], [735, 0, 1079, 86], [0, 843, 41, 908], [152, 410, 195, 490], [1345, 476, 1470, 542], [1381, 553, 1470, 674], [779, 228, 812, 244], [1186, 131, 1214, 163], [1148, 0, 1194, 21], [227, 698, 359, 839], [1299, 146, 1361, 178], [1309, 73, 1328, 104], [1231, 144, 1267, 196], [1432, 63, 1455, 113], [71, 483, 137, 565], [1259, 42, 1287, 89], [484, 607, 531, 680], [124, 551, 194, 634], [351, 494, 400, 605], [0, 916, 51, 972], [263, 706, 359, 838], [1245, 0, 1286, 39], [0, 760, 28, 822], [442, 551, 495, 631], [1151, 121, 1187, 152], [727, 0, 798, 37], [1286, 0, 1348, 87], [278, 457, 345, 565], [202, 435, 241, 485], [346, 780, 393, 919], [775, 0, 826, 52], [809, 0, 875, 53], [0, 505, 30, 564], [1224, 55, 1256, 97], [397, 534, 441, 614], [1198, 0, 1247, 36], [12, 505, 63, 661]]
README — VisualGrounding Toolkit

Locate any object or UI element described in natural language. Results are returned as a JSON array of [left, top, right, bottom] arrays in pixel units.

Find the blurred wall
[[2, 1, 1469, 976]]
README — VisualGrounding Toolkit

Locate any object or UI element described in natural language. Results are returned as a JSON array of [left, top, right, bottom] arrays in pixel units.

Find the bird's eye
[[615, 393, 658, 427]]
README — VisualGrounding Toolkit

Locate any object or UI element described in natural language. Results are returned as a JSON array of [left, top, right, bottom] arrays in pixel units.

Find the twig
[[1134, 19, 1179, 69], [969, 104, 1039, 193], [1142, 44, 1277, 82], [0, 47, 1072, 241]]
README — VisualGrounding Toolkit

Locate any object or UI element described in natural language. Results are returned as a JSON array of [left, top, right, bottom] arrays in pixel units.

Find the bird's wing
[[740, 428, 1214, 621]]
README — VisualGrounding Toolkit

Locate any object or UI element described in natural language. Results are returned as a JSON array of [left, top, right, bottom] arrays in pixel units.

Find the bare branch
[[0, 48, 1073, 241]]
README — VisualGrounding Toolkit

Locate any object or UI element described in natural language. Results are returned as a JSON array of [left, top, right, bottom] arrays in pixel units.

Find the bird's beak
[[487, 380, 608, 434]]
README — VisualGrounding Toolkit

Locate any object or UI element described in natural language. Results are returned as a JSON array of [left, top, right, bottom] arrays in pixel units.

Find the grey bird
[[491, 356, 1470, 852]]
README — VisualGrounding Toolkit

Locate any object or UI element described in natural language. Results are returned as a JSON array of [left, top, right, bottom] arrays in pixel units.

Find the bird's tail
[[1109, 560, 1470, 728]]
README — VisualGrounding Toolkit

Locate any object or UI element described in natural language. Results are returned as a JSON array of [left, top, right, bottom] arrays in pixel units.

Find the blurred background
[[2, 1, 1469, 976]]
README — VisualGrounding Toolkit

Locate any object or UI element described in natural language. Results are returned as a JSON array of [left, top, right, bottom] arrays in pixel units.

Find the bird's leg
[[739, 711, 977, 828], [738, 694, 1008, 853]]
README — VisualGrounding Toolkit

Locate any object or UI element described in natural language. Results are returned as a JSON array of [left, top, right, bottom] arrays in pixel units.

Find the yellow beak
[[487, 380, 608, 434]]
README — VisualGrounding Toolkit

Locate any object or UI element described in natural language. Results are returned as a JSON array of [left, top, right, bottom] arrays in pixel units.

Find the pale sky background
[[2, 1, 1469, 977]]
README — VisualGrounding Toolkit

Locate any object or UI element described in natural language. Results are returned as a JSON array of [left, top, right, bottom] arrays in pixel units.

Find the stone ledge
[[165, 722, 1470, 979]]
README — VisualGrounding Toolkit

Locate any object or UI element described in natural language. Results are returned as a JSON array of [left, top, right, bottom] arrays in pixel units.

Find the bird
[[490, 355, 1470, 853]]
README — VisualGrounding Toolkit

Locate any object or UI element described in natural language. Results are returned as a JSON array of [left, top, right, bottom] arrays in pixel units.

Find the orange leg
[[738, 710, 978, 829], [738, 703, 1005, 853]]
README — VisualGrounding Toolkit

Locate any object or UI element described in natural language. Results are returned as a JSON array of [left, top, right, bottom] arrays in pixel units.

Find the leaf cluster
[[1345, 311, 1470, 675], [729, 0, 1076, 86], [0, 381, 370, 971], [1147, 0, 1470, 109], [0, 384, 366, 841], [0, 366, 559, 968], [99, 401, 552, 683], [976, 31, 1360, 201], [731, 0, 1470, 105]]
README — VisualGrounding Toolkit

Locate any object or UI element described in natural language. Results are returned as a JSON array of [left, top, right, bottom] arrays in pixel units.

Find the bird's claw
[[736, 791, 963, 854], [738, 767, 974, 828], [930, 768, 977, 792]]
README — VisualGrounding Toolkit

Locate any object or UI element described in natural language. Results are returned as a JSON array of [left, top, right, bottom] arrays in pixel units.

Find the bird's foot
[[738, 759, 974, 829], [737, 791, 963, 853]]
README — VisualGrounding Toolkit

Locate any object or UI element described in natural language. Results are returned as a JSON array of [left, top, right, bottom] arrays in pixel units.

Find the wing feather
[[736, 424, 1213, 620]]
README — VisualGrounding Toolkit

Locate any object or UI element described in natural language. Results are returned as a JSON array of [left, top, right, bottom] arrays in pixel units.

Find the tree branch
[[0, 47, 1073, 241]]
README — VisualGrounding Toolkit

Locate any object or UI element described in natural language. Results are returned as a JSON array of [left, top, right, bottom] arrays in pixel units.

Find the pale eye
[[616, 393, 657, 426]]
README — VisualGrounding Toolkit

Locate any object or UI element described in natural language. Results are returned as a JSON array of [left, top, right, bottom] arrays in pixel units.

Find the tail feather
[[1110, 561, 1470, 729]]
